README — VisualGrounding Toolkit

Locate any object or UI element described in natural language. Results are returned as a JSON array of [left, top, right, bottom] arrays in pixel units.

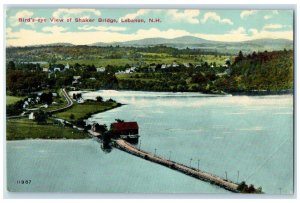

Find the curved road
[[7, 88, 73, 119], [47, 88, 73, 113]]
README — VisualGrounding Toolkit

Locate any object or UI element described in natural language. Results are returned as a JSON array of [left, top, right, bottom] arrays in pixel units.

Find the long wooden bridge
[[113, 139, 241, 193]]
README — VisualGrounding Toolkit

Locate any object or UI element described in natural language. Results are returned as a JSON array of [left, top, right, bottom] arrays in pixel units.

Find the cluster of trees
[[116, 49, 293, 94], [34, 110, 48, 124], [40, 92, 53, 104], [218, 50, 293, 93], [6, 100, 25, 116], [237, 181, 262, 193], [6, 69, 48, 95]]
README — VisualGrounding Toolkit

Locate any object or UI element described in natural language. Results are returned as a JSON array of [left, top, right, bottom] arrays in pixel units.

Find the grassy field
[[6, 118, 88, 140], [56, 58, 133, 67], [116, 73, 159, 82], [56, 54, 232, 68], [54, 101, 120, 122], [6, 96, 24, 106]]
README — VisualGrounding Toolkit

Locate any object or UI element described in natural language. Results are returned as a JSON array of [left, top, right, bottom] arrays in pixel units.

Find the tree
[[247, 184, 256, 193], [40, 92, 53, 104], [96, 96, 103, 102], [69, 114, 75, 120], [7, 61, 15, 69], [237, 181, 248, 192], [34, 110, 48, 124], [234, 50, 244, 64]]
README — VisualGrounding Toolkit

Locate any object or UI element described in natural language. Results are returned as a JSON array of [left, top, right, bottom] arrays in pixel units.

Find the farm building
[[110, 122, 139, 143]]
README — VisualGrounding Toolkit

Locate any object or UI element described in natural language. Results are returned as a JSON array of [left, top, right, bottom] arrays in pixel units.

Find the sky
[[5, 8, 294, 46]]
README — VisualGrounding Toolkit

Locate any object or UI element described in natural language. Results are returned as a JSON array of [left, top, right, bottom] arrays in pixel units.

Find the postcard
[[5, 7, 294, 195]]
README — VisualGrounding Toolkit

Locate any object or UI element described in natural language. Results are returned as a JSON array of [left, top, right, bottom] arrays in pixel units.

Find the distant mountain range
[[92, 36, 293, 53], [31, 36, 294, 54]]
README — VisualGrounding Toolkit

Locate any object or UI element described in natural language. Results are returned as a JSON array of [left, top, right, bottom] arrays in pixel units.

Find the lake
[[7, 91, 293, 194]]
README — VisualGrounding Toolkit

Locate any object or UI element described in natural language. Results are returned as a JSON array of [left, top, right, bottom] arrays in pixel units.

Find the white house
[[172, 62, 179, 67], [54, 67, 61, 72], [149, 65, 156, 72], [41, 104, 48, 108], [73, 76, 81, 80], [28, 112, 35, 120], [65, 63, 70, 70], [35, 96, 40, 103], [96, 67, 106, 72], [77, 97, 85, 104], [23, 101, 29, 109], [183, 63, 190, 68], [72, 76, 81, 85]]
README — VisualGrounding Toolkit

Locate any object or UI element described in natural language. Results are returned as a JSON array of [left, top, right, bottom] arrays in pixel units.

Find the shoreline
[[76, 88, 294, 97], [6, 89, 124, 141]]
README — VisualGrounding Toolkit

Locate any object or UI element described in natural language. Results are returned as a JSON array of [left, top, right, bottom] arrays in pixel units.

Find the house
[[28, 112, 35, 120], [149, 65, 156, 72], [65, 63, 70, 70], [42, 68, 49, 72], [53, 67, 61, 72], [161, 64, 167, 69], [73, 76, 81, 80], [41, 104, 48, 108], [110, 122, 139, 143], [35, 96, 40, 103], [72, 76, 81, 85], [77, 97, 84, 104], [89, 77, 96, 80], [172, 62, 179, 67], [110, 122, 139, 136], [96, 67, 106, 72], [183, 63, 190, 68], [125, 67, 137, 74], [23, 101, 29, 109]]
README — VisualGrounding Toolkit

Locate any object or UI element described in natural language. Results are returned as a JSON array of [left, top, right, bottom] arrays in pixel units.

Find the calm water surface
[[7, 91, 293, 194]]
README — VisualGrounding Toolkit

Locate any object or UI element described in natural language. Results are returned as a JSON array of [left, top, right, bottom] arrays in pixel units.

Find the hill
[[91, 36, 293, 54]]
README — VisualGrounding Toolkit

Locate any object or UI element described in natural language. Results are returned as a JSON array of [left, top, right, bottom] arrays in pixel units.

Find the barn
[[110, 122, 139, 136], [110, 122, 139, 143]]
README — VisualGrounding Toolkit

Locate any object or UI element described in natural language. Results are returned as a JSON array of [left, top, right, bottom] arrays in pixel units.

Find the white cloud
[[195, 29, 293, 42], [201, 12, 233, 25], [6, 27, 293, 47], [263, 24, 284, 30], [249, 28, 258, 35], [264, 10, 279, 20], [78, 25, 127, 32], [240, 10, 257, 19], [135, 28, 190, 39], [229, 27, 246, 34], [9, 10, 34, 27], [167, 9, 200, 24], [42, 26, 67, 34], [120, 9, 150, 20], [264, 15, 272, 20], [52, 9, 101, 18]]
